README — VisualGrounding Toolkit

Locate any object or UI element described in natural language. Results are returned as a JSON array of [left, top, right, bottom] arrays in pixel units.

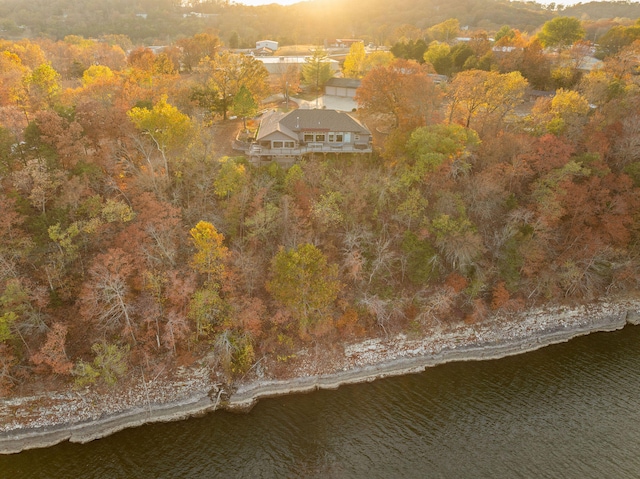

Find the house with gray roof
[[247, 109, 372, 166]]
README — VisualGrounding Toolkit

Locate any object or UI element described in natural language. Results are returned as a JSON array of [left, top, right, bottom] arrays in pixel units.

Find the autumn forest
[[1, 0, 640, 398]]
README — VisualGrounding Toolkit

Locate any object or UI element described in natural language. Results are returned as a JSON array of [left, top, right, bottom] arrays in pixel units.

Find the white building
[[256, 40, 279, 51], [257, 56, 340, 75]]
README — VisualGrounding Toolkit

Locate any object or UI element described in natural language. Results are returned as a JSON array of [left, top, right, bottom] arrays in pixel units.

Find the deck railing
[[247, 142, 372, 156]]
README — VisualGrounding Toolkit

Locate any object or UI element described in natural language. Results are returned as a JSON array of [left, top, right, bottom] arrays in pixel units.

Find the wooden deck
[[246, 142, 372, 158]]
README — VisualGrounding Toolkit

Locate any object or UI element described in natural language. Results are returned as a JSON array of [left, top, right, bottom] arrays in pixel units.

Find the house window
[[315, 133, 325, 142], [335, 133, 343, 142], [328, 133, 335, 142], [284, 141, 295, 148], [273, 141, 283, 148], [304, 133, 314, 142]]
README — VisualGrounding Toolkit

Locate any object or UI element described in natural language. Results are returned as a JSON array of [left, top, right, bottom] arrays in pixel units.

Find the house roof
[[253, 47, 274, 56], [331, 39, 363, 45], [280, 109, 369, 133], [325, 77, 361, 89], [256, 111, 297, 140], [257, 109, 370, 141]]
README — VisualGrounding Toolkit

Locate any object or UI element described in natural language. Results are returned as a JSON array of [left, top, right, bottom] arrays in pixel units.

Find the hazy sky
[[236, 0, 302, 5], [236, 0, 638, 5]]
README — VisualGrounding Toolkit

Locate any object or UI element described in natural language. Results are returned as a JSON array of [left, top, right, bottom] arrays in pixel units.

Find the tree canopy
[[537, 17, 586, 49], [356, 58, 442, 131], [302, 47, 333, 96], [266, 243, 340, 335], [2, 14, 640, 402]]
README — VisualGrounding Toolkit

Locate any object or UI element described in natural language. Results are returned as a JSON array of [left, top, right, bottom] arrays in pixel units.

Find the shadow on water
[[3, 326, 640, 479]]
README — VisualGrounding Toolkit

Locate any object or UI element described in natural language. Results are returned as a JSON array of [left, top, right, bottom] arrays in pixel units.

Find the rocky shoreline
[[2, 299, 640, 455]]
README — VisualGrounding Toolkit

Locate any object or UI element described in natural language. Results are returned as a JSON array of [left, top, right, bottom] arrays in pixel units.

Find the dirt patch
[[209, 119, 243, 157]]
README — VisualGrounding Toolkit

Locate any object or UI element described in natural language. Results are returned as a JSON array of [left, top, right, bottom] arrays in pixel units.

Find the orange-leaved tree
[[356, 58, 442, 132]]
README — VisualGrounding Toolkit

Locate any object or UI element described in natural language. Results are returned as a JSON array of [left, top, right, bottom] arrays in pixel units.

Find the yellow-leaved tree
[[127, 95, 193, 179], [447, 69, 528, 131], [343, 41, 366, 79], [188, 221, 230, 338], [266, 243, 340, 339], [189, 220, 228, 285], [529, 88, 590, 136]]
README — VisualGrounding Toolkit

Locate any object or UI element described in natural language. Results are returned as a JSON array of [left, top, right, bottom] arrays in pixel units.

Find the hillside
[[564, 0, 640, 20], [3, 0, 639, 46], [2, 0, 639, 46], [0, 2, 640, 447]]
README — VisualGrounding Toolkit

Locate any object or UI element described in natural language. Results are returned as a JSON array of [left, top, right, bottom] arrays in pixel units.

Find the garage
[[325, 78, 361, 98]]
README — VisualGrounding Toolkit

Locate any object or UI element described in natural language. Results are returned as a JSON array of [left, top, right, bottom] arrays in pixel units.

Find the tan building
[[247, 109, 372, 166]]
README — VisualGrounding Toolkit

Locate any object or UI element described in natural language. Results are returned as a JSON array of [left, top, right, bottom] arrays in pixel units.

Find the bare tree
[[359, 294, 406, 335], [80, 249, 137, 343]]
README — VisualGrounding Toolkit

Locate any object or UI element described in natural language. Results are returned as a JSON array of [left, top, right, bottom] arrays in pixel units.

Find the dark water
[[3, 326, 640, 479]]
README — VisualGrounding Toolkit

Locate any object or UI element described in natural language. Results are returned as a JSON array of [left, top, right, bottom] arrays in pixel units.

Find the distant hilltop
[[1, 0, 639, 44]]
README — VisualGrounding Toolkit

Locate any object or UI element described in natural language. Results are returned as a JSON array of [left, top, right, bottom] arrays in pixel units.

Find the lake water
[[3, 325, 640, 478]]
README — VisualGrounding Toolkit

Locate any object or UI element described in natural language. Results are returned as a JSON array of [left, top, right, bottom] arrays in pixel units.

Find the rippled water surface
[[3, 326, 640, 478]]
